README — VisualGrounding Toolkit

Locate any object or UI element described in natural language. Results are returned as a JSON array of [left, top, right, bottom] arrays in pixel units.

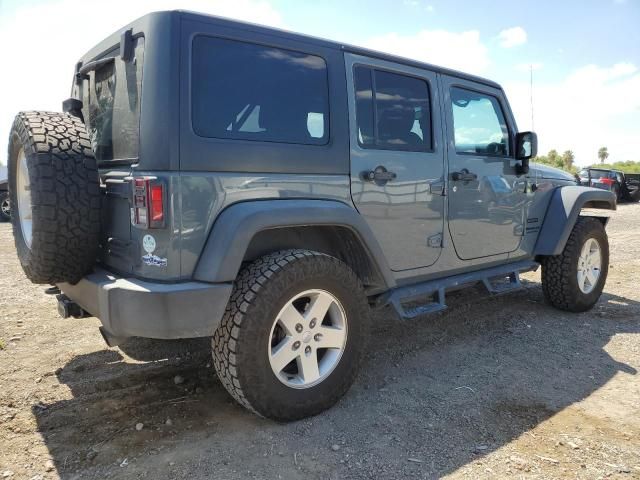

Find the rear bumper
[[58, 268, 233, 339]]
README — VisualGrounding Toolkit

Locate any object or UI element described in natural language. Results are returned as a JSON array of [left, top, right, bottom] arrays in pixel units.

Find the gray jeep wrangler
[[7, 11, 615, 421]]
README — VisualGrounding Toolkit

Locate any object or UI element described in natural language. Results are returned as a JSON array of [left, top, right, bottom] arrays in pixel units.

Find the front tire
[[212, 249, 371, 421], [541, 217, 609, 312]]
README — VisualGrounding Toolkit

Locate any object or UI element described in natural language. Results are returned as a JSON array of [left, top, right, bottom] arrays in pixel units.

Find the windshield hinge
[[120, 29, 134, 62]]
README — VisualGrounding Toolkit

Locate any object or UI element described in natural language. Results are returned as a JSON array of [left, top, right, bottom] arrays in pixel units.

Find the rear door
[[346, 53, 445, 271], [441, 75, 527, 260], [78, 37, 146, 275]]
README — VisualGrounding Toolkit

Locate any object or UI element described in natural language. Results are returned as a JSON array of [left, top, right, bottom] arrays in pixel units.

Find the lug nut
[[292, 341, 301, 350], [314, 333, 322, 342], [295, 323, 303, 333], [309, 319, 316, 329], [305, 346, 311, 355]]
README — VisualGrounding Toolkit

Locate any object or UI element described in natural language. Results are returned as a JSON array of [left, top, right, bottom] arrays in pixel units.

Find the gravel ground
[[0, 203, 639, 480]]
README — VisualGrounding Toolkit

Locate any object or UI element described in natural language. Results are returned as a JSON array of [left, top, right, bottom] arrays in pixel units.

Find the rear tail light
[[598, 178, 615, 186], [132, 177, 165, 229], [150, 184, 164, 224]]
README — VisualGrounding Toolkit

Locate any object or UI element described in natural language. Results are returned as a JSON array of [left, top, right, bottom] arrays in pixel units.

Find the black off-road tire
[[8, 111, 101, 284], [0, 192, 10, 222], [541, 217, 609, 312], [212, 249, 371, 421]]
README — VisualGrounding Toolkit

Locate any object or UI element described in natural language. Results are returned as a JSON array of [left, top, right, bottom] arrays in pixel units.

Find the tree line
[[534, 146, 640, 174]]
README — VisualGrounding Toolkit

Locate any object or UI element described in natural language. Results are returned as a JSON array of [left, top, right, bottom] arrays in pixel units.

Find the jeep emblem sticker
[[141, 234, 167, 267], [142, 234, 156, 253]]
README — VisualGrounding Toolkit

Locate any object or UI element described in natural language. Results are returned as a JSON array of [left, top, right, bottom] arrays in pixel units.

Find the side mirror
[[515, 131, 537, 175]]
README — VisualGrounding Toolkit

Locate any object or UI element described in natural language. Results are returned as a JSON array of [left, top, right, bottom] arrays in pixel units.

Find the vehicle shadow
[[32, 282, 639, 479]]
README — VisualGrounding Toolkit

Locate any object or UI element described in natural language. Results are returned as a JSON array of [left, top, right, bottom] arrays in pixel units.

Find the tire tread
[[8, 111, 101, 284]]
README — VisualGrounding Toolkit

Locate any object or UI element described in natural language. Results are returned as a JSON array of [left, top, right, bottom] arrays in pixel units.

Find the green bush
[[591, 161, 640, 174]]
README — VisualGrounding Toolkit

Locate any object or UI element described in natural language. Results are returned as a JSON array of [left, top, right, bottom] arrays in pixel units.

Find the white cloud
[[505, 63, 640, 164], [0, 0, 284, 165], [403, 0, 434, 9], [365, 29, 489, 74], [498, 26, 527, 48]]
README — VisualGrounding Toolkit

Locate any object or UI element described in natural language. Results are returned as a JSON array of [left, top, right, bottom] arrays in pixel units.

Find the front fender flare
[[193, 199, 396, 289], [534, 186, 616, 256]]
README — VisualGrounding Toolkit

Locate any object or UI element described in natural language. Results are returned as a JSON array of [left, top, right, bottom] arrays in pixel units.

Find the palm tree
[[598, 147, 609, 164], [562, 150, 575, 171]]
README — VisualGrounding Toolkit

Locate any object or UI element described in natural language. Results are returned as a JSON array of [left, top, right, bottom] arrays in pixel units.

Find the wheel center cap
[[302, 331, 312, 344]]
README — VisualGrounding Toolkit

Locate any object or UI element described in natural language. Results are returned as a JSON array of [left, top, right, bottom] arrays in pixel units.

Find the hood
[[529, 162, 576, 182]]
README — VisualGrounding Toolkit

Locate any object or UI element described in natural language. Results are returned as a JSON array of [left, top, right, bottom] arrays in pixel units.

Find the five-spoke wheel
[[16, 148, 32, 247], [577, 238, 602, 294], [269, 289, 348, 389]]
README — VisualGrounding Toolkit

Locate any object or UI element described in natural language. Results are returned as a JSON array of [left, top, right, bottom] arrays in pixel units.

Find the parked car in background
[[0, 179, 10, 221], [578, 168, 640, 202]]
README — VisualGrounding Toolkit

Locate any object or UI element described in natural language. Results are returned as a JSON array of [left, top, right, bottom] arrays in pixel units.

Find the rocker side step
[[381, 260, 538, 320]]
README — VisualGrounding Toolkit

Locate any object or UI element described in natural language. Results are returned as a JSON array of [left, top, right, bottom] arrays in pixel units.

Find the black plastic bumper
[[58, 268, 233, 339]]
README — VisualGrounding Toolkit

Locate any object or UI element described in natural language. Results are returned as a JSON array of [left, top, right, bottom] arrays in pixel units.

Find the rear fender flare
[[193, 199, 396, 289]]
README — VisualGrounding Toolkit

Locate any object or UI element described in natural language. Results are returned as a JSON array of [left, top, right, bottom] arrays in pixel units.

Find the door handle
[[451, 169, 478, 182], [361, 165, 397, 185]]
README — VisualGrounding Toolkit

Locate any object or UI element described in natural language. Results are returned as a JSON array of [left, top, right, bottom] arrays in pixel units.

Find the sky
[[0, 0, 638, 168]]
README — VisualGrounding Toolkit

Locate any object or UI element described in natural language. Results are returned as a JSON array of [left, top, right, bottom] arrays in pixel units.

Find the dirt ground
[[0, 204, 639, 480]]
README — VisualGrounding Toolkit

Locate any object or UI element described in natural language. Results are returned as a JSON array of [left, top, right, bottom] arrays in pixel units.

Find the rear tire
[[8, 111, 101, 284], [541, 217, 609, 312], [212, 249, 371, 421]]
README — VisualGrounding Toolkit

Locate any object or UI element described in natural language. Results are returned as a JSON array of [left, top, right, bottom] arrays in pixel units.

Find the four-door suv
[[7, 11, 616, 421]]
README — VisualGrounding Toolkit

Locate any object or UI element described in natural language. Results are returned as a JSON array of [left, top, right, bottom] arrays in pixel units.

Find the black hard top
[[581, 168, 619, 173], [79, 10, 503, 90]]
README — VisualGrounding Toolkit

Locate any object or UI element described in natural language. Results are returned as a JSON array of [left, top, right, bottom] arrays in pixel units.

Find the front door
[[441, 75, 527, 260], [346, 53, 445, 271]]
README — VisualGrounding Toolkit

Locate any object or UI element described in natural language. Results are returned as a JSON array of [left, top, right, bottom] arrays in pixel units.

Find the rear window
[[84, 37, 144, 162], [581, 169, 609, 179], [191, 36, 329, 145]]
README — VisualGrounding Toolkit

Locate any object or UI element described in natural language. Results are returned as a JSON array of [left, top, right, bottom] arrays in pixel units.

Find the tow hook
[[56, 294, 89, 319]]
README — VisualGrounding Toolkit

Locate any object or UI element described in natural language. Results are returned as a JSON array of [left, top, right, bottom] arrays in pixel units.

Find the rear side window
[[354, 66, 432, 151], [192, 36, 329, 145], [450, 87, 509, 156]]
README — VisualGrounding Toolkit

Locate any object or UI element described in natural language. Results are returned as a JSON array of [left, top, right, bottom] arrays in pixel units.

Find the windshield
[[82, 37, 144, 162]]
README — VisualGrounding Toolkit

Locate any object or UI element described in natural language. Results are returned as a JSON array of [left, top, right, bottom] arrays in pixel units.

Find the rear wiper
[[75, 56, 115, 83]]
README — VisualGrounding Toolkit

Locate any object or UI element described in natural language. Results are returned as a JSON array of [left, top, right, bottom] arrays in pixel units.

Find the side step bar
[[379, 260, 539, 320]]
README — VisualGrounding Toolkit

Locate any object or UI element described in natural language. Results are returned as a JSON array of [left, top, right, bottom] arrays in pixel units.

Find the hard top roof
[[80, 10, 503, 91], [178, 10, 502, 89]]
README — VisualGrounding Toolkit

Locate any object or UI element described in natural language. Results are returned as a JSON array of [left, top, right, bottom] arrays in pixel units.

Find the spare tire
[[8, 111, 101, 284]]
